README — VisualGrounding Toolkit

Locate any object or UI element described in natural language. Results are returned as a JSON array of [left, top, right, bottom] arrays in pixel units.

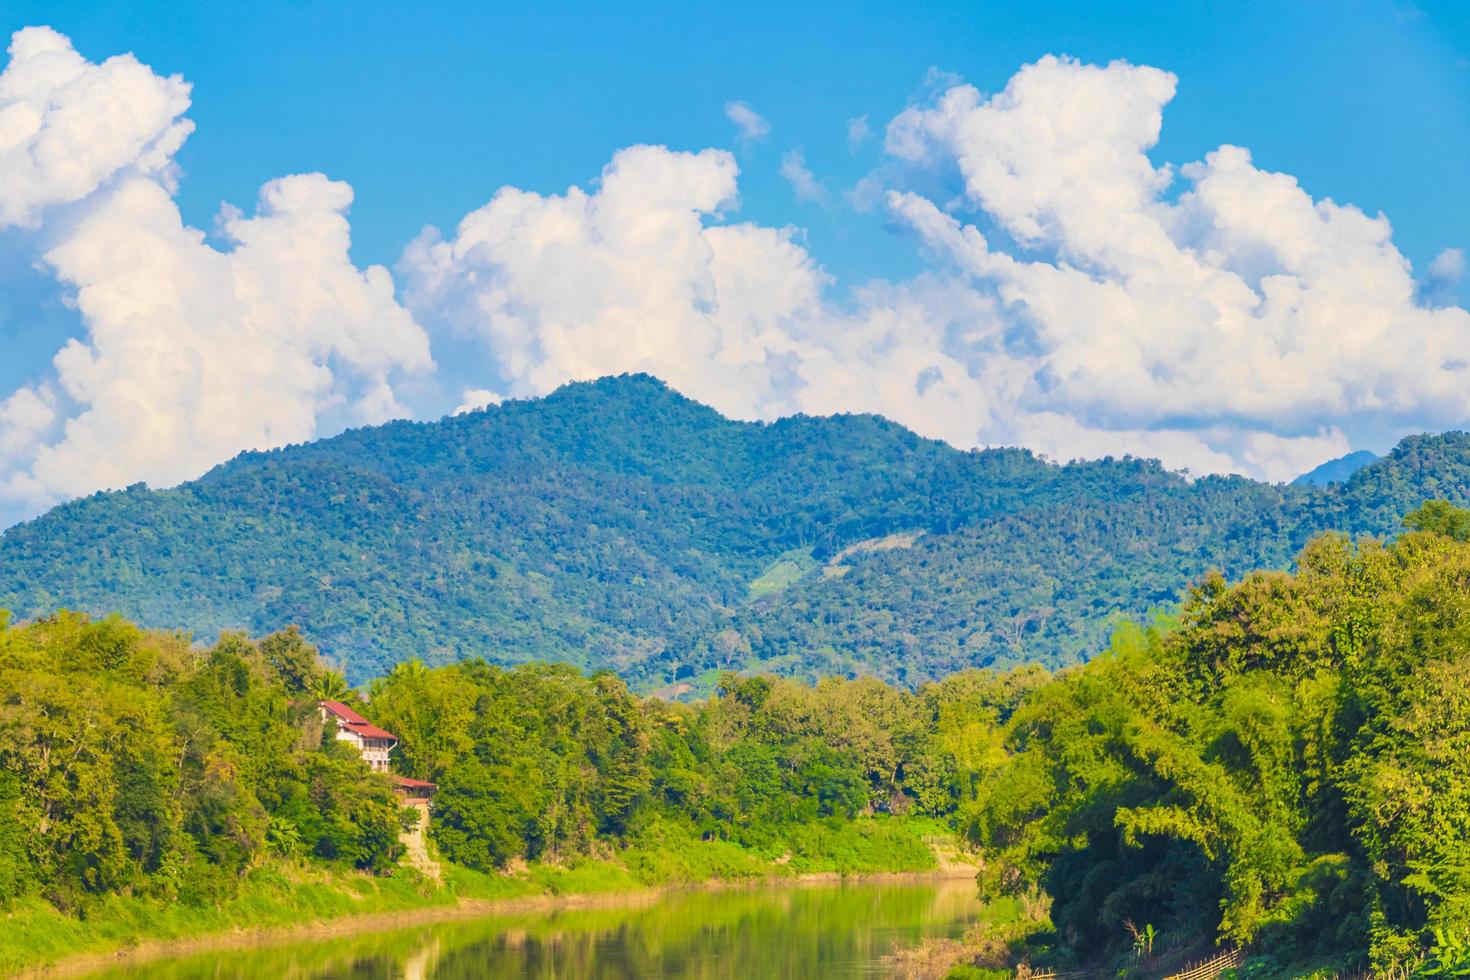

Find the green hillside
[[1, 374, 1467, 685]]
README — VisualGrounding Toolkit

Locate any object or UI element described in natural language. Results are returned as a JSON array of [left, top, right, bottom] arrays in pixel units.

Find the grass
[[747, 547, 818, 597], [0, 863, 472, 975], [0, 815, 955, 975]]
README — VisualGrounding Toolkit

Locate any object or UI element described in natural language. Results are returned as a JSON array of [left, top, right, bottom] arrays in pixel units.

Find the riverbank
[[6, 816, 976, 977]]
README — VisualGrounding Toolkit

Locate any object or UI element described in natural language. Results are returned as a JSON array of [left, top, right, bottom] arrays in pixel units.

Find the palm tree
[[314, 668, 352, 702], [394, 659, 430, 685]]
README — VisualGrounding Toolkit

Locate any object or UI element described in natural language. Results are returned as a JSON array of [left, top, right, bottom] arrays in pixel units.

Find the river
[[77, 878, 983, 979]]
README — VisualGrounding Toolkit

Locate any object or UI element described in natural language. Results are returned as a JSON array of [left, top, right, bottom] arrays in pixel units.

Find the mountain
[[1291, 449, 1379, 487], [1, 374, 1468, 687]]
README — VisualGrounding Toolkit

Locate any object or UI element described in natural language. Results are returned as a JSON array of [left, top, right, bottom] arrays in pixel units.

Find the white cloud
[[1421, 246, 1465, 306], [0, 386, 56, 509], [401, 144, 826, 420], [454, 388, 502, 415], [0, 385, 53, 455], [1430, 247, 1465, 282], [5, 173, 432, 507], [0, 29, 432, 523], [724, 100, 769, 141], [779, 149, 828, 204], [0, 27, 193, 228], [846, 114, 872, 150], [880, 55, 1470, 479]]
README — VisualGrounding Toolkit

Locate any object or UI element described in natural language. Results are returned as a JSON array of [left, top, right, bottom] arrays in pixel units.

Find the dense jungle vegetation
[[6, 503, 1470, 976], [945, 501, 1470, 978], [2, 374, 1467, 687]]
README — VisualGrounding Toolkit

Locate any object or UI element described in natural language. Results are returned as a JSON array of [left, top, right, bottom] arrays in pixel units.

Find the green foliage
[[2, 375, 1466, 686], [964, 506, 1470, 976], [367, 656, 983, 871], [1404, 499, 1470, 541], [0, 614, 402, 911], [12, 500, 1470, 975], [1420, 928, 1470, 977]]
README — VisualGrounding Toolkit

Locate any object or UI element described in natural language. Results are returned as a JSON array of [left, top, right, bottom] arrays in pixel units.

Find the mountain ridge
[[1291, 448, 1380, 487], [2, 374, 1468, 686]]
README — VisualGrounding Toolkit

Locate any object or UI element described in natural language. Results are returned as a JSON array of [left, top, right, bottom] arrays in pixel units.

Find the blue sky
[[7, 0, 1464, 284], [0, 0, 1468, 524]]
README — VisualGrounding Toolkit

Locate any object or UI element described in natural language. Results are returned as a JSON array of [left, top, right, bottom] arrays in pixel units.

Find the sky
[[0, 0, 1467, 526]]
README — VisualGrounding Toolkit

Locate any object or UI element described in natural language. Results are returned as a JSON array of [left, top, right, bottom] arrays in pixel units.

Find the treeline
[[366, 659, 1038, 872], [0, 617, 405, 909], [0, 617, 408, 910], [954, 501, 1470, 977], [0, 607, 1017, 915]]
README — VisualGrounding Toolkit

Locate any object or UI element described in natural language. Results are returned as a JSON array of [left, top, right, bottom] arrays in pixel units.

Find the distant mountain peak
[[1292, 449, 1379, 487], [542, 372, 699, 406], [554, 371, 675, 395]]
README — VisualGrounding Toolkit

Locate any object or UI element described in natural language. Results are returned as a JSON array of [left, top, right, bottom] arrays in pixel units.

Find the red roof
[[346, 721, 398, 741], [320, 700, 397, 742], [319, 700, 370, 724], [393, 775, 437, 789]]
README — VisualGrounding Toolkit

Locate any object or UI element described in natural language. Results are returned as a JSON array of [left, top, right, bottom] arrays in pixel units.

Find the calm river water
[[79, 878, 982, 979]]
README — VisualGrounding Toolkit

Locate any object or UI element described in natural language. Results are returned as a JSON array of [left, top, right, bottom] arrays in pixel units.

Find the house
[[317, 700, 437, 800], [318, 699, 401, 773], [391, 775, 437, 803]]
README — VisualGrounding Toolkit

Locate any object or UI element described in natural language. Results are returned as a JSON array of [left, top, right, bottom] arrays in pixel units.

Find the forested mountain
[[1291, 448, 1379, 486], [1, 374, 1467, 685]]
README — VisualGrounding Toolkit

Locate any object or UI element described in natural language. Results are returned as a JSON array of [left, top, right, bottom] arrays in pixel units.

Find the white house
[[318, 699, 398, 772]]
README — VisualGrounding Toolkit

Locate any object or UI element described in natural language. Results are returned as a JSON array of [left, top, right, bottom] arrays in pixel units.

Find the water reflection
[[82, 879, 982, 979]]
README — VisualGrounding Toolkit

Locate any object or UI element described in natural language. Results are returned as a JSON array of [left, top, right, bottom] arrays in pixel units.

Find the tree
[[431, 758, 535, 871], [259, 627, 321, 694], [1403, 499, 1470, 541], [313, 668, 352, 702]]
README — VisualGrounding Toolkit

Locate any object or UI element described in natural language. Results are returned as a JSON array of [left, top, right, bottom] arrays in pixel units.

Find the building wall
[[360, 739, 392, 772], [326, 718, 394, 772]]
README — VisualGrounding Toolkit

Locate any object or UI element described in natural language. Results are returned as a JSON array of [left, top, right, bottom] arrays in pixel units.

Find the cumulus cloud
[[880, 55, 1470, 479], [400, 144, 827, 419], [0, 386, 55, 506], [0, 27, 193, 228], [0, 29, 431, 522], [847, 114, 872, 150], [1431, 247, 1466, 281], [454, 388, 502, 415], [400, 147, 1020, 450], [724, 100, 769, 141], [779, 149, 828, 204], [394, 144, 1091, 457], [1420, 247, 1465, 307]]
